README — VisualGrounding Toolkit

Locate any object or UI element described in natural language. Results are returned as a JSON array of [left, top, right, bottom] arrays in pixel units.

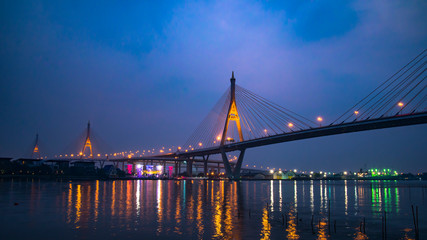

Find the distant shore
[[1, 174, 426, 181]]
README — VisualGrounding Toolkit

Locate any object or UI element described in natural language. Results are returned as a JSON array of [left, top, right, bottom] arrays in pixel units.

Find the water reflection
[[260, 207, 271, 239], [270, 180, 274, 211], [75, 184, 81, 227], [285, 207, 299, 239], [317, 218, 328, 240], [345, 180, 348, 215], [5, 179, 419, 239]]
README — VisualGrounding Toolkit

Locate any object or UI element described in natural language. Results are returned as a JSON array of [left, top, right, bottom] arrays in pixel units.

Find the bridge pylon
[[80, 121, 93, 159], [220, 72, 246, 179], [32, 133, 41, 159]]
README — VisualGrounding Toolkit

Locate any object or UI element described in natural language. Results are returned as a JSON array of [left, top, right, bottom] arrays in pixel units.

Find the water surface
[[0, 179, 425, 239]]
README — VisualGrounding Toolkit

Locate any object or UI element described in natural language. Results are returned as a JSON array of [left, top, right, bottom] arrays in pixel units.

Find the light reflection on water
[[0, 179, 426, 239]]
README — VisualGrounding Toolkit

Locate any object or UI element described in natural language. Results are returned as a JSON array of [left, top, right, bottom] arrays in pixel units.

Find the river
[[0, 179, 425, 239]]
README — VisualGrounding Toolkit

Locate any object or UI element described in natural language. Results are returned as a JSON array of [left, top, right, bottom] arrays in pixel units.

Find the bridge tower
[[221, 71, 244, 145], [220, 72, 246, 179], [32, 133, 41, 159], [80, 121, 93, 159]]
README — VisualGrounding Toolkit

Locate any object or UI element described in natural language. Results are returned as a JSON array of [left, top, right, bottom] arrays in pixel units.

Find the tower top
[[230, 71, 235, 84]]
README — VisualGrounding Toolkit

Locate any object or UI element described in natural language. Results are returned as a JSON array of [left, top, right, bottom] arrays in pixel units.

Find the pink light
[[126, 165, 132, 175]]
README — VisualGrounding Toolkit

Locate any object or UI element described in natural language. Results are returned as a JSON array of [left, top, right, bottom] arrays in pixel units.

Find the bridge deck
[[171, 112, 427, 157]]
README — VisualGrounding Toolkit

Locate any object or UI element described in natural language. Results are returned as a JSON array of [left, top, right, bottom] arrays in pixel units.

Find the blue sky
[[1, 0, 426, 172]]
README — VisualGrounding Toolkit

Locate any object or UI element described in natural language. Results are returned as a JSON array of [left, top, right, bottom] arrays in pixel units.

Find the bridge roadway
[[166, 111, 427, 158]]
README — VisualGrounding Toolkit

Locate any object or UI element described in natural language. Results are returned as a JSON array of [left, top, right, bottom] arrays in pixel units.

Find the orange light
[[398, 102, 404, 107], [264, 129, 267, 132], [317, 116, 323, 122], [288, 123, 294, 128], [79, 152, 83, 155], [160, 150, 164, 153], [216, 135, 221, 141], [354, 111, 359, 115], [198, 142, 202, 147], [178, 146, 181, 150]]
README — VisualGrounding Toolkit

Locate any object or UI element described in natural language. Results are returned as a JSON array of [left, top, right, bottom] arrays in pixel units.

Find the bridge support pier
[[203, 155, 209, 176], [186, 158, 193, 177], [220, 148, 246, 180]]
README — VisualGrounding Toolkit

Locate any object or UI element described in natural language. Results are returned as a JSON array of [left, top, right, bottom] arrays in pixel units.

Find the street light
[[317, 116, 323, 127]]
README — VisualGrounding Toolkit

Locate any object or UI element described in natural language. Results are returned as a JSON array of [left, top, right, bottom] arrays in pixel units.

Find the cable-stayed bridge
[[45, 50, 427, 179]]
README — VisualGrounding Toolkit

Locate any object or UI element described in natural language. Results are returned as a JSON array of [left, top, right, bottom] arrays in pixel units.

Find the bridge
[[38, 50, 427, 179]]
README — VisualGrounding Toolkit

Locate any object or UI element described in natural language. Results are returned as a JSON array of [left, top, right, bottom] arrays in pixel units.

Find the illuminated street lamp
[[288, 122, 294, 128], [317, 116, 323, 126], [354, 110, 359, 115], [397, 102, 404, 114]]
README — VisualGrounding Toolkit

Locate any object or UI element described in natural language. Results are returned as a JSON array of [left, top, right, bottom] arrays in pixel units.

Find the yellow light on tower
[[216, 135, 221, 141], [317, 116, 323, 122], [398, 102, 404, 107], [288, 123, 294, 128], [198, 142, 202, 147], [354, 111, 359, 115]]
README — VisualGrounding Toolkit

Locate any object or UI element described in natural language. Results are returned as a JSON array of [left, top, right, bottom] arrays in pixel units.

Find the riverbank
[[1, 174, 425, 181]]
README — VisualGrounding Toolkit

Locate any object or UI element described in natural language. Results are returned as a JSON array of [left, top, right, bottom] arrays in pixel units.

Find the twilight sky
[[1, 0, 426, 172]]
